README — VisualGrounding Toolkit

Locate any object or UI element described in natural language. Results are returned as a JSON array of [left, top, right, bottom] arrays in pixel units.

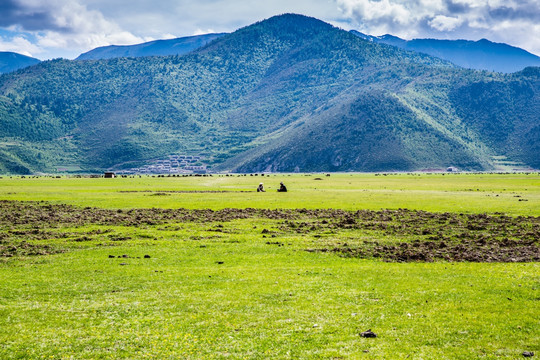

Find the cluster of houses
[[116, 155, 207, 175]]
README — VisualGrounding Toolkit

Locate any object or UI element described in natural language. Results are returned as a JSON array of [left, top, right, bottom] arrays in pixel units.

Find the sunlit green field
[[1, 173, 539, 214], [0, 173, 539, 359]]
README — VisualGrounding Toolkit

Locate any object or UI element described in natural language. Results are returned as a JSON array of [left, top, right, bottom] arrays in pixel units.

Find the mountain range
[[0, 52, 41, 74], [76, 33, 226, 60], [75, 30, 540, 74], [3, 25, 540, 75], [351, 31, 540, 73], [0, 14, 538, 174]]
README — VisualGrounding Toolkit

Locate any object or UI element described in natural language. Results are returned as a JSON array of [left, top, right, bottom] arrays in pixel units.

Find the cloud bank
[[0, 0, 148, 58], [0, 0, 539, 59], [335, 0, 540, 55]]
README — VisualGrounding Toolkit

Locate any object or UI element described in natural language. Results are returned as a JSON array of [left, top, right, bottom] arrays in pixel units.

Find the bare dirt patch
[[316, 238, 539, 262], [0, 240, 63, 257], [0, 201, 538, 262], [296, 209, 540, 262]]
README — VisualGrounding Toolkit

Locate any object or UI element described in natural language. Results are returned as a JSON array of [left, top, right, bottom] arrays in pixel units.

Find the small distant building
[[104, 172, 116, 178], [446, 166, 459, 172], [185, 165, 207, 174]]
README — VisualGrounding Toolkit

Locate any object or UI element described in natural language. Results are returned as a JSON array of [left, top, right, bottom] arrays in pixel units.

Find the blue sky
[[1, 0, 539, 60]]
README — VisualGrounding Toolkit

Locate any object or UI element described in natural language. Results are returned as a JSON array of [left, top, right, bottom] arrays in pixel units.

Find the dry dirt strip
[[1, 200, 538, 262]]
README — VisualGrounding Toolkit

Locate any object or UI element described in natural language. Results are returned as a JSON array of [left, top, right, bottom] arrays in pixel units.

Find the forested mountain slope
[[0, 14, 538, 174]]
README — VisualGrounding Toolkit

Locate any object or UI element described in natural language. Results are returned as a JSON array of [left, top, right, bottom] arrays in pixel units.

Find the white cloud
[[45, 1, 145, 47], [0, 35, 41, 57], [335, 0, 540, 55], [160, 33, 178, 40], [429, 15, 463, 31], [193, 28, 217, 36], [336, 0, 453, 38], [2, 0, 146, 59]]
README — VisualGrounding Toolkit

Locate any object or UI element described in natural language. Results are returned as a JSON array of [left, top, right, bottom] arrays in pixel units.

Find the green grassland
[[0, 173, 539, 359], [1, 173, 540, 215]]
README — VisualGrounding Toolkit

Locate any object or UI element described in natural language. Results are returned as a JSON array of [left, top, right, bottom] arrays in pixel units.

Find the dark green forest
[[0, 14, 538, 174]]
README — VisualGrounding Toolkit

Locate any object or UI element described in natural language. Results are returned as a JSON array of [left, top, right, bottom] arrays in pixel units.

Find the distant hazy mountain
[[76, 33, 227, 60], [0, 52, 41, 74], [0, 14, 538, 174], [351, 30, 540, 73]]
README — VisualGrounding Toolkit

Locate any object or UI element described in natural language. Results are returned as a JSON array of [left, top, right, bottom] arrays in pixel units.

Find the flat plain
[[0, 173, 539, 359]]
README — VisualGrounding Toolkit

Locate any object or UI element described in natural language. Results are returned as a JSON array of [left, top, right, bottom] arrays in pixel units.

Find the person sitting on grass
[[277, 182, 287, 192], [257, 183, 265, 192]]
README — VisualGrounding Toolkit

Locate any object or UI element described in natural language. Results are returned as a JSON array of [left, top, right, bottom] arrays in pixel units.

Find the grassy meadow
[[0, 173, 539, 359], [1, 172, 539, 214]]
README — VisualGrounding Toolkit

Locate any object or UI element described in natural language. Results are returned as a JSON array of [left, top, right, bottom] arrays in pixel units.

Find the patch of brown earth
[[0, 201, 538, 262], [320, 238, 539, 262], [0, 240, 63, 257]]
